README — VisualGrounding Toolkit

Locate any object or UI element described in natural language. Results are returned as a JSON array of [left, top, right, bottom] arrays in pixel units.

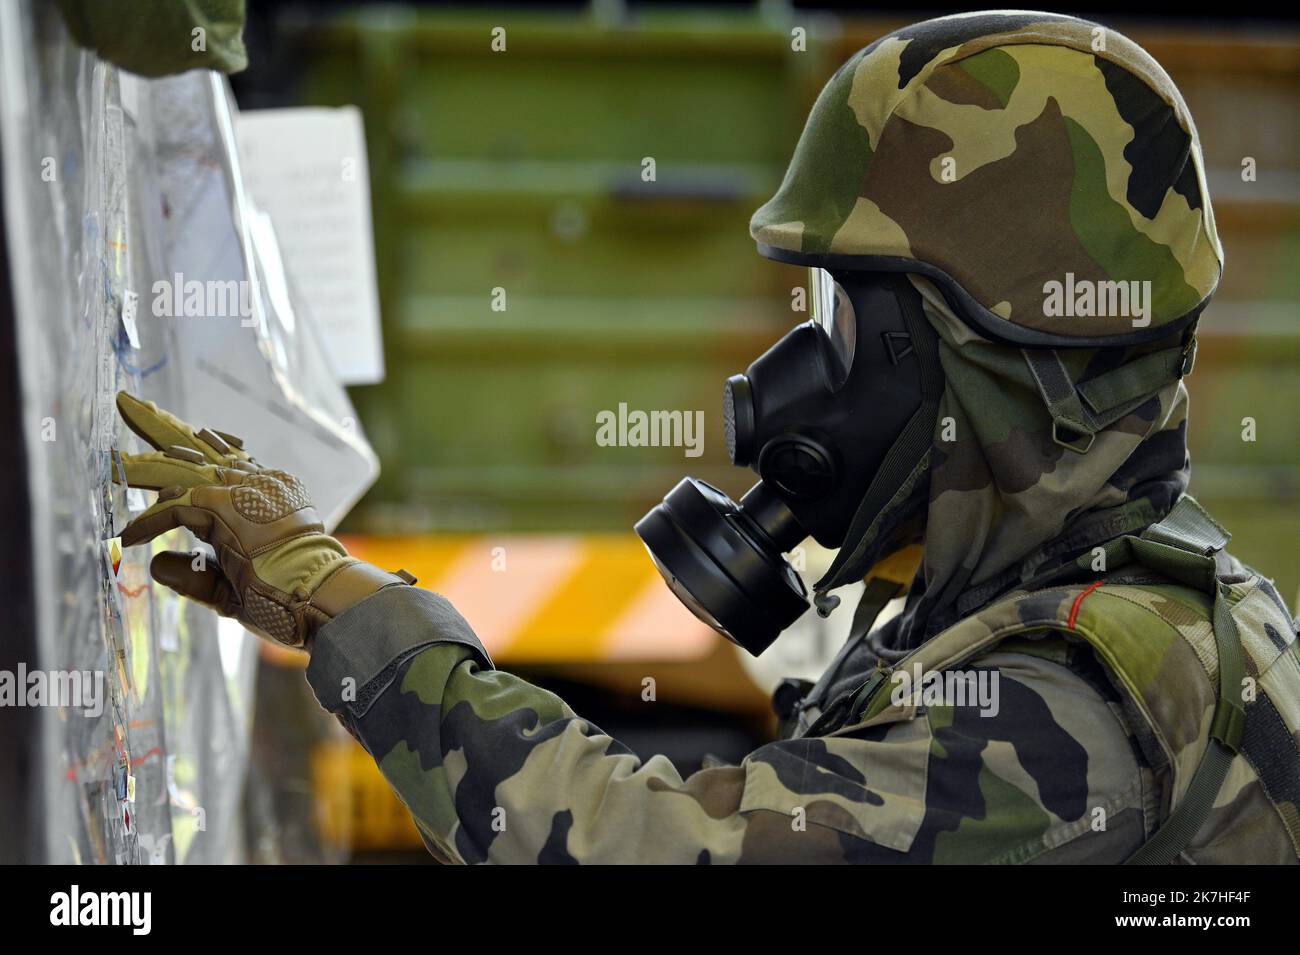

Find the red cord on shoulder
[[1068, 581, 1104, 630]]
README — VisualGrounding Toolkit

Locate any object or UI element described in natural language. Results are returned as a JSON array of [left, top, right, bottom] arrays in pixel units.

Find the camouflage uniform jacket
[[302, 534, 1299, 864]]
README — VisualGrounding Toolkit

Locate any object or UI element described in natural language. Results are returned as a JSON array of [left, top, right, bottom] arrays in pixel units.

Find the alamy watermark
[[151, 272, 259, 326], [1042, 273, 1152, 328], [0, 665, 105, 718], [596, 402, 703, 458], [890, 663, 1000, 717], [50, 885, 151, 935]]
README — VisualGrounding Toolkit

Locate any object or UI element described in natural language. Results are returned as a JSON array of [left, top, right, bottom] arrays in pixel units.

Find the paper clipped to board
[[234, 106, 385, 385]]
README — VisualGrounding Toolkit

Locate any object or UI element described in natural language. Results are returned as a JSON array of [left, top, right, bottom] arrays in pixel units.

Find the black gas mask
[[636, 269, 931, 655]]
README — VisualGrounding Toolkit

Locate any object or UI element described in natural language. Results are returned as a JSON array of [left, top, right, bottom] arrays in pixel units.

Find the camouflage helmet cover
[[750, 11, 1223, 346]]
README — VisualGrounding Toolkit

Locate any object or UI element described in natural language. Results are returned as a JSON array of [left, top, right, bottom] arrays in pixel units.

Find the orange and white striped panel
[[336, 533, 719, 663]]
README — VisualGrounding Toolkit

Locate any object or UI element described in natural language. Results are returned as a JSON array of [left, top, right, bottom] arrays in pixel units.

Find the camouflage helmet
[[751, 11, 1222, 347]]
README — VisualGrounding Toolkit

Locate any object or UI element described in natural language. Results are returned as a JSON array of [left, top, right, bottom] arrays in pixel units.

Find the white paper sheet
[[234, 106, 385, 385]]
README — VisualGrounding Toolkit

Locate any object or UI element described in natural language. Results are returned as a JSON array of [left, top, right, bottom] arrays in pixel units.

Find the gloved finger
[[120, 499, 214, 548], [116, 391, 253, 464], [113, 451, 222, 490], [150, 551, 237, 614]]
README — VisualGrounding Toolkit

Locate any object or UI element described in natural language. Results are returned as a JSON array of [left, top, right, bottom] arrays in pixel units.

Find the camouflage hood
[[876, 278, 1191, 652]]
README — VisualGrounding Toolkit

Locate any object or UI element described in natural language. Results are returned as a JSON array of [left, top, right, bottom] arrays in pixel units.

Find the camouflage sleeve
[[304, 587, 1151, 863]]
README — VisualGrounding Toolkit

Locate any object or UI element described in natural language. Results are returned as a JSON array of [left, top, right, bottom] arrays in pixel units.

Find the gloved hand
[[112, 391, 407, 649]]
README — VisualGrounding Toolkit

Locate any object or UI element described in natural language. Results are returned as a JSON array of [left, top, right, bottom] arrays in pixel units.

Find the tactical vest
[[816, 496, 1300, 864]]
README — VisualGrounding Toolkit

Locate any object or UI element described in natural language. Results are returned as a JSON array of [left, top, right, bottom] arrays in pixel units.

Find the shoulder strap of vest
[[1123, 496, 1246, 865], [1002, 495, 1248, 863]]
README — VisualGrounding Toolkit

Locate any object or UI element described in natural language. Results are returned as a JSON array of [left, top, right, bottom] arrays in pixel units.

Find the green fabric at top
[[57, 0, 247, 78]]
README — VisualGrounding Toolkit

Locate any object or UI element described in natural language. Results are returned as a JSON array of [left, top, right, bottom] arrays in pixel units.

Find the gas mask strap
[[849, 576, 906, 641], [847, 542, 922, 643], [814, 278, 942, 595], [827, 543, 923, 680], [791, 575, 906, 736]]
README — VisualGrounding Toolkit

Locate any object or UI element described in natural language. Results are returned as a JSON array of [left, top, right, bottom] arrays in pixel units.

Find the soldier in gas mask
[[115, 12, 1299, 863]]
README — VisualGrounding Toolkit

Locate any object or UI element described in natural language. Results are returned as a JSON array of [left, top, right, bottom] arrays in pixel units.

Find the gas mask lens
[[811, 268, 856, 390]]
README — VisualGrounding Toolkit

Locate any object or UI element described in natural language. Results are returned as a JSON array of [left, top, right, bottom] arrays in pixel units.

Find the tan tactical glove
[[112, 391, 408, 649]]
